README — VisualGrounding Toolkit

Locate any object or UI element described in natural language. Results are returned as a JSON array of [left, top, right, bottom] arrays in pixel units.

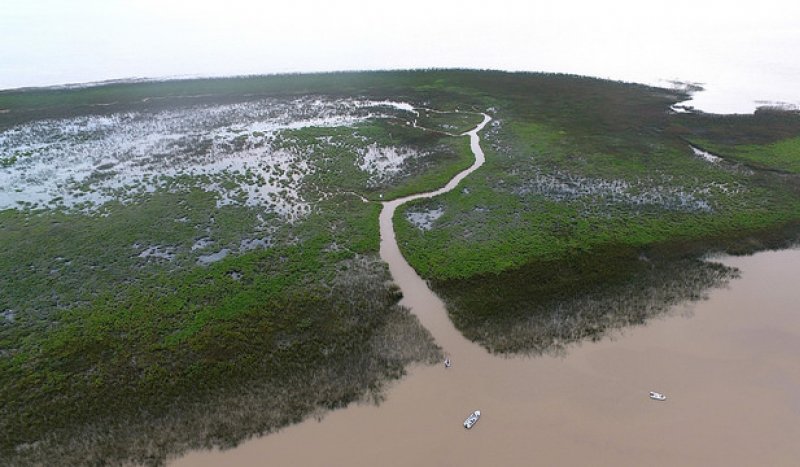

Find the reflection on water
[[434, 256, 738, 355]]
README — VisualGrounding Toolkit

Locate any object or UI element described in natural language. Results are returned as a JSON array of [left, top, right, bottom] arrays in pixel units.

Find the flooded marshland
[[173, 116, 800, 467], [0, 98, 422, 216], [3, 73, 798, 465]]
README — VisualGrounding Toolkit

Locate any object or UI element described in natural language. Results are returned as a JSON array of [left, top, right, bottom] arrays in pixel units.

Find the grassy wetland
[[1, 70, 799, 465], [390, 72, 800, 354]]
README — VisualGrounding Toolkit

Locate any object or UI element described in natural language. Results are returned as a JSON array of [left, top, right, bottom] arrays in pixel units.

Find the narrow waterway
[[379, 112, 491, 354], [173, 116, 800, 467]]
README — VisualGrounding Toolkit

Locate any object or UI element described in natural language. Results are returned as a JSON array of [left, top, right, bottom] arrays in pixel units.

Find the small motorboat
[[444, 357, 451, 368], [464, 410, 481, 429], [649, 391, 667, 401]]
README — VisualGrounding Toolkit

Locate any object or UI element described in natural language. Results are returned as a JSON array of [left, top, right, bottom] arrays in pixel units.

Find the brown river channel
[[173, 115, 800, 467]]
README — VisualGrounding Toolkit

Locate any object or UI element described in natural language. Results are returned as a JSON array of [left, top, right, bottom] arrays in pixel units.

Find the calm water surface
[[173, 250, 800, 467]]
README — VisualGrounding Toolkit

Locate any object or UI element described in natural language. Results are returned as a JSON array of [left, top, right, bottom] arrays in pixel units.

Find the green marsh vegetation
[[275, 116, 480, 202], [414, 108, 481, 135], [674, 107, 800, 174], [0, 82, 473, 465], [1, 70, 799, 464], [0, 188, 442, 465], [391, 72, 800, 353], [435, 252, 739, 355]]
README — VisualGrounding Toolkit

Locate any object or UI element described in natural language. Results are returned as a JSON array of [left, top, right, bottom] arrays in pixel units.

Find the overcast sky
[[2, 0, 799, 113]]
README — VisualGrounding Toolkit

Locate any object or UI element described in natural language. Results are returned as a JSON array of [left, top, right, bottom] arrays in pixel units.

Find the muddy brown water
[[173, 116, 800, 467]]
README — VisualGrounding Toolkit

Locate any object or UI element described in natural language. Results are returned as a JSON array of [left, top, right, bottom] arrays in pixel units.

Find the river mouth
[[173, 247, 800, 466], [171, 113, 800, 466]]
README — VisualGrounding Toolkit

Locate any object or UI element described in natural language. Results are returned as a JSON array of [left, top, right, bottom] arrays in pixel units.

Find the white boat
[[649, 391, 667, 401], [463, 410, 481, 429], [444, 358, 451, 368]]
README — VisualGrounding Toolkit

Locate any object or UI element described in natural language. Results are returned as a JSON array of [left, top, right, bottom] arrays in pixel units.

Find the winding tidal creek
[[173, 115, 800, 467]]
